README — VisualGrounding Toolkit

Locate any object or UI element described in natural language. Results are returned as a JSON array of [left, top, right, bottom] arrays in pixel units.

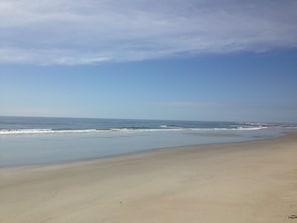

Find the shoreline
[[1, 132, 297, 223], [0, 130, 289, 169]]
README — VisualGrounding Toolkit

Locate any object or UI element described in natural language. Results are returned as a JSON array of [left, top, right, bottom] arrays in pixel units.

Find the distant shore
[[1, 132, 297, 223]]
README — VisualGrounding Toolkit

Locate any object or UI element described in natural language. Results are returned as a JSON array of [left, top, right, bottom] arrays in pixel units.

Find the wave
[[0, 128, 191, 135], [0, 125, 270, 135], [189, 126, 268, 131], [0, 129, 100, 135]]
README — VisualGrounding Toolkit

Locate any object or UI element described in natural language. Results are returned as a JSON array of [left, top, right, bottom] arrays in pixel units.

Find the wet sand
[[1, 133, 297, 223]]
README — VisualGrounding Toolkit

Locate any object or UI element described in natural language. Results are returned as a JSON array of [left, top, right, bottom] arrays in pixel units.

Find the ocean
[[0, 116, 295, 166]]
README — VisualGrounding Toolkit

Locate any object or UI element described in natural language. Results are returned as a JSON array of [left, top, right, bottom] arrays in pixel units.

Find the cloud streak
[[1, 0, 297, 65]]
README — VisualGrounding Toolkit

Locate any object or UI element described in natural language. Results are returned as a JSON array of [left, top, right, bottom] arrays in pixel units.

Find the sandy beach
[[1, 133, 297, 223]]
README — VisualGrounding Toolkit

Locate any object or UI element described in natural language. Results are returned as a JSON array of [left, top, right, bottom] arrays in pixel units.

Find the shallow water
[[0, 124, 290, 166]]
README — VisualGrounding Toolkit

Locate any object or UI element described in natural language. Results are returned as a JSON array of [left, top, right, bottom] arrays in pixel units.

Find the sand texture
[[1, 133, 297, 223]]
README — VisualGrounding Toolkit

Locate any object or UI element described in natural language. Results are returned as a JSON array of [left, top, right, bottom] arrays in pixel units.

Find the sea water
[[0, 116, 295, 166]]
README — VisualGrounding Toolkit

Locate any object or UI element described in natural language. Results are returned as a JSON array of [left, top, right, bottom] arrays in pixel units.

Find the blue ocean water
[[0, 116, 296, 166]]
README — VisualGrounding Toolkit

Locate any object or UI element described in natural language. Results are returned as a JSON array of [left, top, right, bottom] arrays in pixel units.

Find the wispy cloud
[[1, 0, 297, 65]]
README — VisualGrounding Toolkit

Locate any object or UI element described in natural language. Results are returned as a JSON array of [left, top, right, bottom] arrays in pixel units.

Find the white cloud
[[0, 0, 297, 65], [0, 48, 110, 65]]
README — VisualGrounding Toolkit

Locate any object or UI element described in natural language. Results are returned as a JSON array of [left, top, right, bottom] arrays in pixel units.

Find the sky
[[0, 0, 297, 123]]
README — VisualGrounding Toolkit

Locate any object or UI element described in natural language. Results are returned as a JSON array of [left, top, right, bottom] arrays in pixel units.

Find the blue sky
[[0, 0, 297, 122]]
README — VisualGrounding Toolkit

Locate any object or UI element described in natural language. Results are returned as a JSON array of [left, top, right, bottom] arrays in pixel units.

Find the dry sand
[[1, 133, 297, 223]]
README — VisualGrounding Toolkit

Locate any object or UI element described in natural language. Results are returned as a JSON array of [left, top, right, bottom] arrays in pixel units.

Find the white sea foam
[[0, 129, 99, 135], [236, 126, 268, 130], [189, 126, 267, 131], [0, 128, 190, 135], [0, 125, 269, 135]]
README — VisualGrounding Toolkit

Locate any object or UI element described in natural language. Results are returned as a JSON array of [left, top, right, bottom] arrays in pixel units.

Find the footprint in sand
[[288, 215, 297, 219]]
